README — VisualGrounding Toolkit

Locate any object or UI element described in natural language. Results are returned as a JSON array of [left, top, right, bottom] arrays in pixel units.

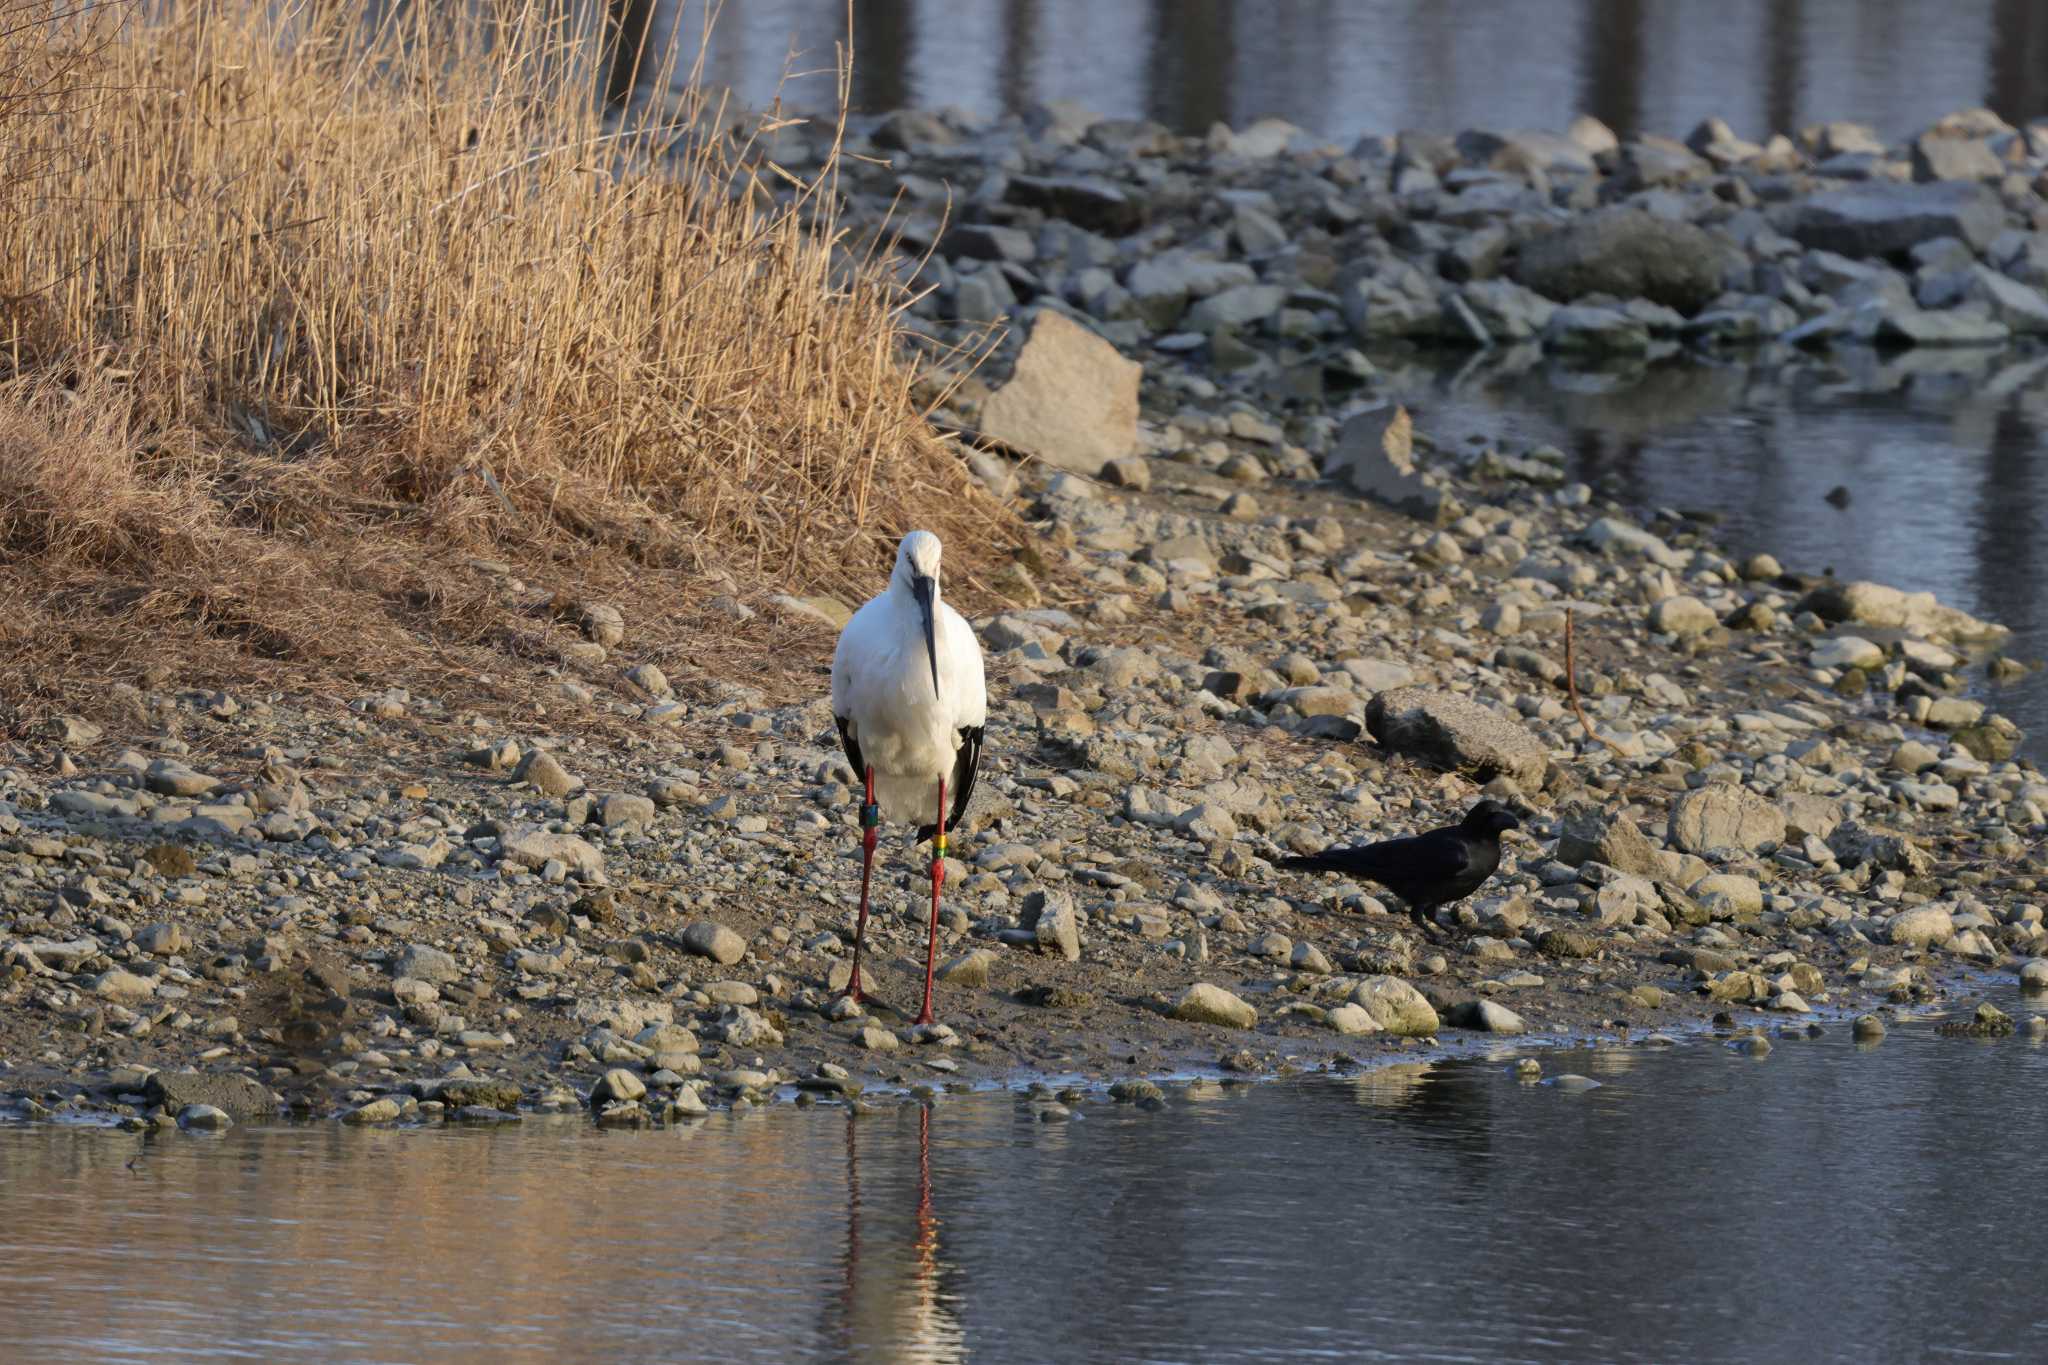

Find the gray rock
[[1667, 785, 1787, 855], [1459, 279, 1557, 340], [1786, 181, 2008, 258], [1911, 133, 2002, 183], [578, 601, 625, 647], [979, 310, 1140, 476], [1810, 636, 1884, 670], [512, 748, 580, 798], [500, 827, 604, 879], [393, 943, 460, 983], [144, 759, 219, 798], [1366, 687, 1549, 788], [1467, 999, 1529, 1034], [1323, 405, 1450, 524], [1648, 595, 1718, 637], [1512, 209, 1739, 313], [1794, 579, 2007, 642], [1966, 266, 2048, 333], [1874, 304, 2010, 347], [135, 923, 185, 957], [1886, 905, 1955, 950], [1125, 253, 1256, 329], [1555, 801, 1664, 876], [1032, 891, 1083, 961], [1324, 1002, 1380, 1035], [91, 968, 155, 1001], [343, 1097, 404, 1125], [177, 1104, 232, 1131], [1543, 305, 1650, 354], [146, 1071, 277, 1119], [937, 949, 997, 988], [1170, 982, 1256, 1028], [939, 223, 1036, 263], [681, 920, 747, 966], [597, 793, 657, 832], [1004, 175, 1145, 233], [1582, 517, 1684, 568], [1350, 976, 1440, 1036], [592, 1068, 646, 1104], [1185, 284, 1287, 333]]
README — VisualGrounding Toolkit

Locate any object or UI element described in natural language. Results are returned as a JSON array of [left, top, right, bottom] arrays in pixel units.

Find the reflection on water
[[1396, 347, 2048, 756], [8, 994, 2048, 1363], [624, 0, 2048, 142]]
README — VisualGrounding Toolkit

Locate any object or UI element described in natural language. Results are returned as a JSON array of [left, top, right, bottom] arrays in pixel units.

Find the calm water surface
[[6, 992, 2048, 1363], [641, 0, 2048, 145]]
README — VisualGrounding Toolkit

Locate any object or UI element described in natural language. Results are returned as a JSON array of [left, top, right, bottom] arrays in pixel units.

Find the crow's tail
[[1278, 852, 1352, 874], [1278, 845, 1401, 880]]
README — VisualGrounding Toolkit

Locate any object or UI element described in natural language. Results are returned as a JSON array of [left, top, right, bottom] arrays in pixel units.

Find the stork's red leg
[[914, 776, 947, 1025], [847, 766, 879, 1004]]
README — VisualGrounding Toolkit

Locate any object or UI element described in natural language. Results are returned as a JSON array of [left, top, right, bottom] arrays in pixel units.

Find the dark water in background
[[639, 0, 2048, 143], [1396, 348, 2048, 755], [6, 994, 2048, 1363]]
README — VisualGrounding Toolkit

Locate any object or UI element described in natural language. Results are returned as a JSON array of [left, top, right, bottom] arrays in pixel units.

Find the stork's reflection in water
[[833, 1103, 964, 1363]]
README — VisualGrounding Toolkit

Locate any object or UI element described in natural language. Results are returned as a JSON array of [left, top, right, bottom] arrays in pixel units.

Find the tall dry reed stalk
[[0, 0, 1001, 714]]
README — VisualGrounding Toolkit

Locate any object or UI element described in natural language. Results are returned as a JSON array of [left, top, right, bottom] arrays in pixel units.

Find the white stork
[[830, 530, 987, 1025]]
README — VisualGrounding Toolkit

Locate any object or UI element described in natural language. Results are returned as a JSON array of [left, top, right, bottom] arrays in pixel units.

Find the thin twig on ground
[[1565, 607, 1626, 755]]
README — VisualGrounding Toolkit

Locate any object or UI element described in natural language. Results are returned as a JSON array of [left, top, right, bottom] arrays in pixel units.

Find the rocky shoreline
[[5, 101, 2048, 1134]]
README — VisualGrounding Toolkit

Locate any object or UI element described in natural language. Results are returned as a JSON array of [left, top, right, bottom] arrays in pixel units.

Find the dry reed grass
[[0, 0, 1011, 722]]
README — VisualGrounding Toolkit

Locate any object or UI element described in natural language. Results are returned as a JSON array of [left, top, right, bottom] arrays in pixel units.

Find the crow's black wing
[[918, 724, 984, 844], [834, 715, 864, 782]]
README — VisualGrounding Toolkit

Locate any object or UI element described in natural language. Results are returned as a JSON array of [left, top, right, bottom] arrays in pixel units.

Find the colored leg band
[[860, 802, 880, 830]]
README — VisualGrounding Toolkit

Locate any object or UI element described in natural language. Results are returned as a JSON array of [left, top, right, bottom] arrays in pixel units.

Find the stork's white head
[[892, 530, 943, 593], [892, 531, 944, 695]]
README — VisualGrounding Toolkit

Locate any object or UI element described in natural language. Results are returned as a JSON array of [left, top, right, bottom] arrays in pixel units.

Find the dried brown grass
[[0, 0, 1011, 721]]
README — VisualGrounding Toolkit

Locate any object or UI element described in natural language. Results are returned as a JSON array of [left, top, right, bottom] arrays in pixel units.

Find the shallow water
[[640, 0, 2048, 144], [1403, 347, 2048, 757], [7, 990, 2048, 1363]]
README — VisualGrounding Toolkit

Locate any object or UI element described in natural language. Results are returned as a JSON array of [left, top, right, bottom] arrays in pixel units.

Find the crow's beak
[[913, 574, 939, 696]]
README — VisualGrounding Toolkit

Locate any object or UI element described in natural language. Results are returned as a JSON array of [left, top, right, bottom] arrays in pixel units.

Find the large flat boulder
[[1784, 181, 2008, 259], [1511, 208, 1739, 314], [1365, 687, 1548, 788], [144, 1071, 278, 1120], [1794, 578, 2008, 643], [979, 310, 1140, 476]]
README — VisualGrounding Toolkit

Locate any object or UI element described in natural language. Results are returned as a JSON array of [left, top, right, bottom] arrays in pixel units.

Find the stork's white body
[[828, 531, 987, 1025], [831, 540, 986, 823]]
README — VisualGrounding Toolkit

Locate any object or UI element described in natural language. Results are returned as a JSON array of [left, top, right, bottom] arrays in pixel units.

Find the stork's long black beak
[[912, 574, 939, 696]]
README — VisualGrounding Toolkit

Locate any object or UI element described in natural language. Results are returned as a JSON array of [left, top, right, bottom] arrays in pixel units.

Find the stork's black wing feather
[[917, 724, 984, 844], [834, 714, 864, 783]]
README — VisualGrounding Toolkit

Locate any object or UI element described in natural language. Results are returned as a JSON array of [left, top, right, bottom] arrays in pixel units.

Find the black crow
[[1278, 799, 1523, 939]]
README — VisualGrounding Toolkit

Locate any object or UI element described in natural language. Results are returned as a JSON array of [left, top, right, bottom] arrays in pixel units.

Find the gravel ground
[[7, 95, 2048, 1131], [1, 406, 2041, 1131]]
